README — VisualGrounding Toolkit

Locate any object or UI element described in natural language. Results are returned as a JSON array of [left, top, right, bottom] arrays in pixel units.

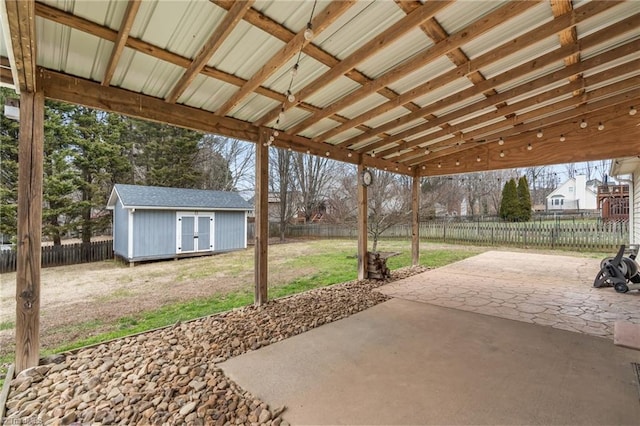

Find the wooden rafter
[[550, 0, 583, 96], [419, 103, 640, 176], [102, 0, 141, 86], [4, 0, 36, 92], [253, 0, 452, 127], [166, 0, 253, 104], [401, 72, 640, 164], [285, 1, 540, 136], [213, 0, 424, 123], [336, 1, 622, 151], [214, 0, 357, 116], [352, 13, 639, 155], [382, 51, 640, 160], [39, 68, 411, 175]]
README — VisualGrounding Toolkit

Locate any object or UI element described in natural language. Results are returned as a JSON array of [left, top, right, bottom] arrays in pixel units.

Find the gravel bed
[[3, 266, 426, 425]]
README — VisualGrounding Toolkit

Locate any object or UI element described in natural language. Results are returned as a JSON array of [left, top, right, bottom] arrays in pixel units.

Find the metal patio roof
[[1, 0, 639, 176]]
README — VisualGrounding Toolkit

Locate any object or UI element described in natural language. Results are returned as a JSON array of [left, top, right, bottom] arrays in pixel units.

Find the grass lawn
[[0, 240, 486, 384]]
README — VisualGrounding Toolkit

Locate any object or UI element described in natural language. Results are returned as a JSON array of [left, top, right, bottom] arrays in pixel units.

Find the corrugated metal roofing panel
[[479, 36, 560, 80], [114, 49, 184, 99], [201, 81, 246, 113], [581, 32, 640, 63], [459, 116, 506, 134], [313, 1, 405, 60], [263, 55, 331, 98], [413, 78, 474, 109], [433, 93, 487, 117], [35, 18, 70, 72], [513, 92, 574, 117], [505, 80, 568, 105], [133, 1, 223, 59], [298, 116, 341, 140], [208, 21, 285, 80], [449, 105, 497, 126], [461, 3, 553, 60], [230, 92, 282, 123], [435, 1, 508, 35], [387, 56, 456, 94], [576, 1, 640, 39], [363, 106, 415, 129], [357, 28, 434, 80], [304, 75, 361, 108], [338, 93, 388, 119], [326, 127, 362, 145], [64, 29, 110, 80], [493, 61, 565, 94], [253, 0, 329, 35], [279, 107, 313, 132]]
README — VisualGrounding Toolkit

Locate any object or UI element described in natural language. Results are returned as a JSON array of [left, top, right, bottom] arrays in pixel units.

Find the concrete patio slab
[[221, 299, 640, 425], [378, 251, 640, 339]]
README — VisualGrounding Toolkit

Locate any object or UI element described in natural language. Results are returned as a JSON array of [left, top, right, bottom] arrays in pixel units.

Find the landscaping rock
[[2, 266, 425, 424]]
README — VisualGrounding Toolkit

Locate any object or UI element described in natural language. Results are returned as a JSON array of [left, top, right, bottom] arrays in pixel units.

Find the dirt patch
[[0, 241, 318, 357]]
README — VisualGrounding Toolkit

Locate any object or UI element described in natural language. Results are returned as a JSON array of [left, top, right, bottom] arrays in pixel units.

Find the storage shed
[[107, 184, 251, 263]]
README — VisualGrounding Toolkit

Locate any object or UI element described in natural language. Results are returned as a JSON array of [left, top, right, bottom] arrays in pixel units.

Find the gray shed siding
[[132, 210, 176, 259], [113, 199, 129, 258], [215, 211, 246, 251]]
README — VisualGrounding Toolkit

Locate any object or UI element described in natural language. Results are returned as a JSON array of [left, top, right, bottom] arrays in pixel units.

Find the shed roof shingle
[[108, 184, 251, 210]]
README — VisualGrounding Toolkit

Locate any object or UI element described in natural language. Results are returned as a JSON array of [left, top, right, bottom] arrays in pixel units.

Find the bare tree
[[367, 170, 412, 251], [292, 153, 337, 222], [269, 147, 296, 241], [201, 134, 254, 195]]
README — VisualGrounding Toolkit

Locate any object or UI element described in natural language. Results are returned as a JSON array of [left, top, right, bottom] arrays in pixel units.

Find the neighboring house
[[248, 192, 330, 223], [545, 175, 597, 211], [610, 157, 640, 243], [107, 184, 251, 264]]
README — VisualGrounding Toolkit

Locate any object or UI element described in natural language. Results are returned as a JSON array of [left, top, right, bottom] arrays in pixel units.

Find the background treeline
[[0, 89, 236, 245]]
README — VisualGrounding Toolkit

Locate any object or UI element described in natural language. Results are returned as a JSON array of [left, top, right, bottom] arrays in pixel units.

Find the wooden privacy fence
[[0, 240, 114, 273], [284, 221, 629, 251]]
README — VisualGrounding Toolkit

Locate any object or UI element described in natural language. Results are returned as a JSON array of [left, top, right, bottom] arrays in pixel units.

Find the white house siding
[[633, 172, 639, 244]]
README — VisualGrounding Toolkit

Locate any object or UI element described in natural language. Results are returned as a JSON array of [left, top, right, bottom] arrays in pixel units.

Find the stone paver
[[378, 251, 640, 339]]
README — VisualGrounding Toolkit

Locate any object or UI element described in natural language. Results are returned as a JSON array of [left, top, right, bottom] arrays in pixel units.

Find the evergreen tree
[[0, 88, 20, 242], [517, 176, 532, 222], [128, 119, 203, 188], [43, 101, 83, 245], [499, 178, 518, 221]]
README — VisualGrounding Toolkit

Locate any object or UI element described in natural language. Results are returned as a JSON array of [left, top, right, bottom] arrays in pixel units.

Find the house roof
[[107, 184, 251, 211], [1, 0, 638, 177]]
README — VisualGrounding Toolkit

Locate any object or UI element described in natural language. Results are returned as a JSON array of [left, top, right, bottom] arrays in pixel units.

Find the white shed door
[[177, 212, 214, 253]]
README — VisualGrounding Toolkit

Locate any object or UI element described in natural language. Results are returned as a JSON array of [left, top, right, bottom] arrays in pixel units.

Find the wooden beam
[[40, 68, 258, 141], [34, 2, 291, 107], [423, 81, 640, 157], [166, 0, 253, 103], [215, 0, 356, 116], [412, 172, 420, 267], [213, 0, 424, 123], [358, 164, 368, 281], [358, 27, 640, 154], [39, 68, 413, 175], [551, 0, 582, 95], [418, 102, 640, 176], [389, 59, 640, 160], [253, 0, 452, 127], [286, 1, 540, 136], [5, 0, 37, 92], [254, 129, 269, 306], [102, 0, 141, 86], [335, 1, 623, 149], [15, 89, 44, 372]]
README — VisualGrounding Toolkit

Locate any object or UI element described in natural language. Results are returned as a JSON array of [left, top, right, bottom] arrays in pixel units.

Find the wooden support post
[[254, 129, 269, 306], [357, 164, 368, 280], [15, 90, 44, 372], [412, 172, 420, 266]]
